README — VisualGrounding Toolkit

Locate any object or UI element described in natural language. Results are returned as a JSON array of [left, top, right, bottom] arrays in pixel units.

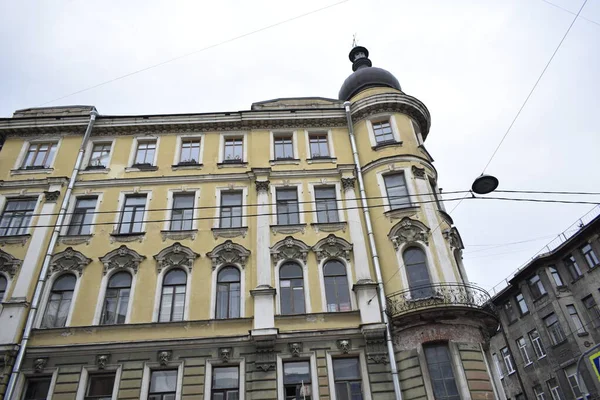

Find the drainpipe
[[5, 109, 98, 400], [343, 101, 403, 400]]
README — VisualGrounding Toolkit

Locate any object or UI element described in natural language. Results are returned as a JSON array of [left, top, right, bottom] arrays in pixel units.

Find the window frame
[[128, 137, 159, 168], [278, 261, 306, 315], [547, 378, 563, 400], [277, 353, 318, 400], [219, 133, 246, 164], [325, 353, 371, 400], [218, 190, 244, 229], [66, 196, 98, 236], [500, 347, 516, 374], [566, 304, 586, 335], [215, 266, 241, 319], [100, 271, 133, 326], [534, 385, 546, 400], [504, 300, 518, 324], [158, 268, 188, 323], [75, 365, 122, 400], [0, 273, 8, 302], [271, 131, 297, 161], [515, 292, 529, 315], [204, 359, 245, 400], [94, 267, 138, 326], [20, 372, 58, 400], [0, 197, 39, 237], [19, 141, 59, 169], [549, 266, 565, 287], [85, 141, 114, 170], [528, 274, 547, 299], [117, 194, 148, 235], [516, 337, 532, 366], [140, 361, 184, 400], [529, 329, 547, 359], [580, 243, 599, 269], [366, 116, 401, 147], [564, 364, 587, 399], [169, 192, 196, 232], [544, 313, 566, 345], [322, 259, 352, 313], [152, 265, 192, 323], [83, 372, 117, 400], [40, 273, 78, 329], [423, 342, 461, 400], [313, 185, 341, 224], [305, 130, 334, 160], [383, 172, 411, 210], [582, 294, 600, 329], [492, 353, 504, 379], [275, 187, 300, 226], [270, 184, 304, 226], [175, 135, 204, 166], [564, 254, 583, 281]]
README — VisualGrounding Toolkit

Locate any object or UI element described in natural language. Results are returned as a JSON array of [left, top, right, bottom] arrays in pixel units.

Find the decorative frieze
[[255, 340, 276, 372], [313, 234, 353, 262], [109, 233, 145, 244], [207, 240, 251, 270], [48, 247, 92, 277], [99, 245, 146, 275], [154, 242, 199, 273], [311, 222, 347, 233], [388, 217, 430, 249], [0, 249, 22, 278], [211, 227, 248, 239], [58, 235, 92, 246], [160, 229, 197, 242], [270, 236, 310, 265], [363, 328, 388, 364], [270, 224, 306, 235], [0, 234, 30, 246]]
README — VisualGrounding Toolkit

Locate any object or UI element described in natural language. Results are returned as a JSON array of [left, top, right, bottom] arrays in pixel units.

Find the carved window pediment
[[270, 236, 310, 265], [207, 240, 251, 270], [0, 249, 22, 278], [99, 245, 146, 275], [388, 217, 430, 249], [313, 234, 353, 262], [154, 242, 199, 273], [49, 247, 92, 277]]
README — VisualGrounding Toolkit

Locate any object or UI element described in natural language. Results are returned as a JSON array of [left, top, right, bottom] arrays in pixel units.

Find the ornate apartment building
[[489, 213, 600, 400], [0, 47, 499, 400]]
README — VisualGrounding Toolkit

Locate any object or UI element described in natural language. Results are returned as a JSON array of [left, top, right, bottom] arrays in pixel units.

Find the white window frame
[[93, 267, 138, 325], [270, 130, 298, 161], [204, 358, 245, 400], [305, 129, 335, 160], [35, 271, 82, 328], [492, 353, 504, 379], [13, 138, 62, 171], [274, 258, 311, 315], [516, 337, 532, 366], [75, 365, 122, 400], [218, 132, 247, 163], [270, 183, 304, 226], [308, 181, 344, 224], [152, 264, 192, 323], [276, 351, 318, 399], [566, 304, 587, 335], [564, 364, 587, 399], [15, 368, 59, 400], [214, 186, 248, 229], [326, 350, 372, 400], [0, 193, 43, 236], [0, 271, 13, 304], [173, 134, 205, 166], [209, 263, 246, 319], [140, 360, 184, 400], [82, 139, 115, 171], [113, 190, 152, 234], [61, 193, 103, 236], [534, 385, 546, 400], [365, 115, 401, 147], [501, 347, 515, 374], [529, 329, 547, 359], [317, 257, 356, 313], [547, 379, 562, 400], [164, 189, 201, 231], [127, 136, 160, 168], [375, 167, 416, 213]]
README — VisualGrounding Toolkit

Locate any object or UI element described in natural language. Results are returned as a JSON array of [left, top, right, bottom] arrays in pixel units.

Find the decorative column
[[342, 176, 381, 325], [251, 178, 277, 337]]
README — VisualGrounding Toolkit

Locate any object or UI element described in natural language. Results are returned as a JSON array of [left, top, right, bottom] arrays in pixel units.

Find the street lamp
[[471, 174, 499, 195]]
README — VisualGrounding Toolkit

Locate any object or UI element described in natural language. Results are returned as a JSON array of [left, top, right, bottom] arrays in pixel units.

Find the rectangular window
[[564, 364, 587, 399], [88, 143, 111, 168], [529, 329, 546, 359], [134, 140, 156, 166], [424, 344, 460, 400], [67, 197, 97, 236], [333, 358, 363, 400], [118, 195, 146, 234], [516, 293, 529, 315], [501, 347, 515, 374], [274, 133, 294, 160], [219, 191, 243, 228], [283, 361, 312, 399], [0, 198, 37, 236], [372, 120, 395, 144], [308, 133, 330, 158], [581, 243, 599, 269], [170, 193, 194, 231], [528, 274, 547, 299], [223, 137, 243, 162], [534, 385, 547, 400], [547, 378, 563, 400], [85, 373, 115, 400], [492, 353, 504, 378], [504, 301, 517, 323], [211, 366, 239, 399], [384, 173, 410, 209], [148, 370, 177, 400], [516, 337, 532, 365], [179, 138, 201, 164], [549, 266, 564, 287], [564, 255, 583, 280], [567, 304, 586, 334], [23, 377, 52, 400], [544, 313, 566, 345], [314, 187, 339, 223], [582, 295, 600, 328], [276, 188, 300, 225], [22, 142, 57, 169]]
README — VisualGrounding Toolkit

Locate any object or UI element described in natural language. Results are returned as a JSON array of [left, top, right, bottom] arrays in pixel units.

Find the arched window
[[403, 247, 432, 298], [280, 262, 305, 315], [324, 260, 350, 312], [0, 275, 7, 302], [216, 267, 240, 319], [159, 269, 186, 322], [101, 271, 132, 325], [42, 274, 76, 328]]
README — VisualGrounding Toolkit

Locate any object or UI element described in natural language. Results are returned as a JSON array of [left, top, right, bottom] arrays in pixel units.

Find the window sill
[[11, 167, 53, 175], [58, 234, 93, 245], [577, 332, 589, 337], [125, 165, 158, 172], [570, 276, 584, 284], [306, 157, 337, 164], [524, 362, 533, 368], [269, 158, 300, 166], [270, 224, 307, 235], [519, 311, 530, 318], [550, 340, 568, 349], [171, 163, 203, 171], [384, 206, 419, 220], [311, 222, 347, 233], [371, 140, 402, 151], [160, 229, 198, 241], [109, 232, 145, 243], [217, 161, 248, 168], [0, 234, 31, 246], [211, 226, 248, 239], [80, 167, 110, 174], [507, 371, 516, 376], [532, 293, 548, 303], [537, 355, 547, 360]]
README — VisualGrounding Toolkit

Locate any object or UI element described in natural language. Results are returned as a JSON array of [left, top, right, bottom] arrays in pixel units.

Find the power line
[[476, 196, 600, 205], [495, 190, 600, 196], [541, 0, 600, 27], [465, 234, 560, 248], [481, 0, 588, 174], [35, 0, 350, 107]]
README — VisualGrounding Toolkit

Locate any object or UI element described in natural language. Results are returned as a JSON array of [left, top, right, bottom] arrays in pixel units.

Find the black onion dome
[[338, 46, 401, 101]]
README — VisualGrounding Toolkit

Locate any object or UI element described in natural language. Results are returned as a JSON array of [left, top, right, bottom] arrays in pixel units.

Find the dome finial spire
[[349, 46, 372, 72]]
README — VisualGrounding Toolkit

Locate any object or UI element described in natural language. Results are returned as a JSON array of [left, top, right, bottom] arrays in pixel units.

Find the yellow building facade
[[0, 47, 499, 400]]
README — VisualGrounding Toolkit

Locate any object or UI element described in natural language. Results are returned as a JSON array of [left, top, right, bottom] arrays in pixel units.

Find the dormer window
[[223, 137, 243, 163]]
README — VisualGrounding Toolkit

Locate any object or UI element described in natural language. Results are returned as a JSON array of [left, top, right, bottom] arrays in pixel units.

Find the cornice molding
[[361, 155, 437, 178]]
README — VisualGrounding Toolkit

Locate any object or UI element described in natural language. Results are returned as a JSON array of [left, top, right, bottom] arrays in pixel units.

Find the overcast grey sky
[[1, 0, 599, 293]]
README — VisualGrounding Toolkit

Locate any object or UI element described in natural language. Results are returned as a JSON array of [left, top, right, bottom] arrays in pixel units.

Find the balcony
[[386, 283, 498, 329]]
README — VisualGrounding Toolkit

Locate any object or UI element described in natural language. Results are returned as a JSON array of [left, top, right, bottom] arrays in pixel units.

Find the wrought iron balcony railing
[[386, 282, 497, 319]]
